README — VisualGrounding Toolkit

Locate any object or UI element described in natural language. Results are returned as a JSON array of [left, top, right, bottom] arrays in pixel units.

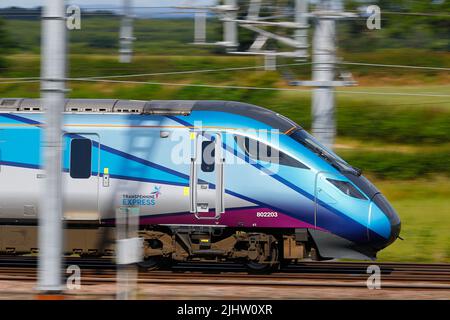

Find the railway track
[[1, 255, 450, 271], [0, 256, 449, 291]]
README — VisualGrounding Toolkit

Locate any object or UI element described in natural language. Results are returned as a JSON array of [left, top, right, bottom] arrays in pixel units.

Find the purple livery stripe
[[138, 207, 323, 229]]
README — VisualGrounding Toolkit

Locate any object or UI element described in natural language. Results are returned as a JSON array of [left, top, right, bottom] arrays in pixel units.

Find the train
[[0, 98, 401, 271]]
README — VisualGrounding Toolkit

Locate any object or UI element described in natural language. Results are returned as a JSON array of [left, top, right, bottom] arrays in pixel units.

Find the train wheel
[[246, 245, 279, 274], [139, 238, 165, 271], [137, 257, 163, 271]]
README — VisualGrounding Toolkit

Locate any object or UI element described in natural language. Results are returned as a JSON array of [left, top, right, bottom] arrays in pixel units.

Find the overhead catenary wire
[[2, 6, 449, 17], [0, 79, 40, 84], [0, 76, 41, 81], [367, 10, 450, 18], [0, 62, 312, 81], [338, 62, 450, 71], [64, 78, 450, 98], [1, 59, 449, 82], [70, 62, 312, 79], [0, 78, 448, 98]]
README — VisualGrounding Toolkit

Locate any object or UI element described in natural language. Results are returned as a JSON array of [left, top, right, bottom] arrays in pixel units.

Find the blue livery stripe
[[1, 112, 388, 243], [168, 114, 388, 242]]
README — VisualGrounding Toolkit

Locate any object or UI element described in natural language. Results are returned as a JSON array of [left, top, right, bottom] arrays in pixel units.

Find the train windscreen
[[290, 129, 361, 176]]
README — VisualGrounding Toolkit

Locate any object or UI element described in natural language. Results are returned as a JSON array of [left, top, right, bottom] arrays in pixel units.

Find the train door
[[189, 131, 225, 220], [63, 133, 100, 222], [314, 171, 340, 227], [0, 142, 2, 217]]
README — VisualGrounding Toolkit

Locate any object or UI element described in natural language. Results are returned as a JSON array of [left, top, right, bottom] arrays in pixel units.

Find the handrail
[[215, 133, 225, 216], [190, 131, 225, 220], [189, 137, 198, 213]]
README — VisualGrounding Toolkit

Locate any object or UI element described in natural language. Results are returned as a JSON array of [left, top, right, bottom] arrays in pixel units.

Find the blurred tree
[[341, 0, 450, 51]]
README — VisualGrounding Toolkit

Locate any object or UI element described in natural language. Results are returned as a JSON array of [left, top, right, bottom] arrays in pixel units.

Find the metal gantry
[[311, 12, 338, 149], [291, 1, 356, 149], [222, 0, 239, 50], [111, 1, 357, 148], [229, 0, 310, 68], [194, 10, 207, 44], [38, 0, 67, 293], [294, 0, 309, 60], [182, 0, 359, 149]]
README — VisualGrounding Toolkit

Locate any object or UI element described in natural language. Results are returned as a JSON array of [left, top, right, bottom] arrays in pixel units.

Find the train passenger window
[[234, 136, 309, 169], [201, 140, 215, 172], [70, 139, 92, 179]]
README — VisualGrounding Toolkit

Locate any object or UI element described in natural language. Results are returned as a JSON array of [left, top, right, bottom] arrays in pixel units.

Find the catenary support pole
[[264, 53, 276, 71], [194, 11, 207, 44], [38, 0, 66, 293], [119, 0, 134, 63], [224, 0, 238, 50], [116, 207, 141, 300], [311, 1, 337, 149], [295, 0, 308, 58]]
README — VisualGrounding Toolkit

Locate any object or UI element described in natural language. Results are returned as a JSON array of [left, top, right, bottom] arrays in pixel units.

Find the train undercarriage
[[0, 224, 319, 272]]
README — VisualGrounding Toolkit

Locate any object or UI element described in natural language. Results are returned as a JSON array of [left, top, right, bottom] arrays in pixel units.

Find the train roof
[[0, 98, 300, 132]]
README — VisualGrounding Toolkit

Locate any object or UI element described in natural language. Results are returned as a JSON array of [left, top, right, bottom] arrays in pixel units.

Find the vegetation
[[0, 18, 12, 69], [340, 149, 450, 180], [1, 54, 448, 147], [341, 0, 450, 52], [0, 8, 448, 263], [375, 178, 450, 263]]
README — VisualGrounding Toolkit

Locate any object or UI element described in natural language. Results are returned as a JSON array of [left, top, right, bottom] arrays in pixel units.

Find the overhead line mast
[[119, 0, 134, 63], [181, 1, 360, 149], [306, 0, 356, 149], [38, 0, 66, 294]]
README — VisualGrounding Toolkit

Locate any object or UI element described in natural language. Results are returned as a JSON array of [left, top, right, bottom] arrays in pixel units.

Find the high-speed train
[[0, 98, 400, 270]]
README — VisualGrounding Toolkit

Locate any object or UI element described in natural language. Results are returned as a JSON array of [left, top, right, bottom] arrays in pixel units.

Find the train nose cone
[[372, 193, 401, 247], [343, 173, 401, 248], [389, 220, 401, 244]]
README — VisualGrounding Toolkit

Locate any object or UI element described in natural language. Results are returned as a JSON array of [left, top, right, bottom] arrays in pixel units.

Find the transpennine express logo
[[122, 186, 162, 206]]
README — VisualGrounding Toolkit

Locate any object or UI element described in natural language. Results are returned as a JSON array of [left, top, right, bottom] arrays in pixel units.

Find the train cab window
[[201, 140, 215, 172], [70, 139, 92, 179], [326, 178, 366, 200], [234, 136, 309, 169]]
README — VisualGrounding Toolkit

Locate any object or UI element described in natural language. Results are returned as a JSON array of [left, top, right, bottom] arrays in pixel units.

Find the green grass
[[336, 85, 450, 106], [270, 90, 450, 144], [0, 54, 449, 263], [3, 17, 222, 55], [374, 178, 450, 263], [0, 16, 448, 264], [337, 149, 450, 179], [1, 54, 449, 145]]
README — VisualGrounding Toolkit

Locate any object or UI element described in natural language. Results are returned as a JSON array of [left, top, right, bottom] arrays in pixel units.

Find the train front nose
[[372, 193, 401, 248], [342, 173, 401, 250]]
